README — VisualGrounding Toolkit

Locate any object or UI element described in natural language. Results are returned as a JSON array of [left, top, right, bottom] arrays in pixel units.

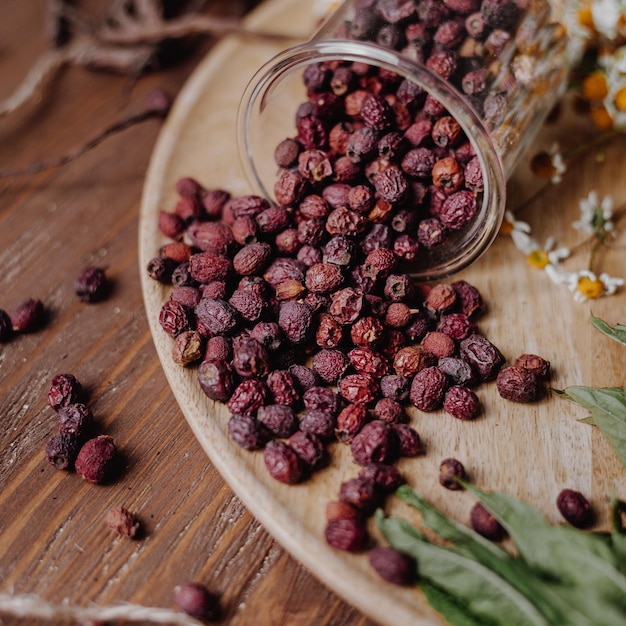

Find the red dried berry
[[105, 507, 141, 538], [496, 366, 539, 403], [48, 373, 84, 410], [264, 440, 302, 484], [75, 435, 118, 484], [470, 502, 506, 541], [174, 582, 219, 621], [443, 385, 480, 420], [324, 518, 368, 552], [438, 458, 466, 490], [556, 489, 593, 528], [75, 266, 109, 302], [368, 547, 416, 586]]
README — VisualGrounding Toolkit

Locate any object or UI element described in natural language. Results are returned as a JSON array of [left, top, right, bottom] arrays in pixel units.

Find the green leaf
[[610, 495, 626, 576], [590, 314, 626, 346], [396, 486, 567, 624], [376, 511, 551, 626], [555, 386, 626, 469], [420, 581, 492, 626], [463, 484, 626, 603]]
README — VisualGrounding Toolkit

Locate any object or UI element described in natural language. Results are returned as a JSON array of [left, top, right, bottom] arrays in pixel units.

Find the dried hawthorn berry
[[391, 423, 421, 457], [257, 404, 298, 439], [172, 330, 204, 367], [459, 334, 504, 382], [338, 374, 379, 405], [289, 431, 327, 471], [556, 489, 593, 528], [496, 366, 539, 403], [312, 349, 350, 384], [278, 300, 314, 344], [174, 582, 219, 621], [438, 356, 477, 387], [195, 298, 239, 337], [159, 300, 193, 338], [514, 353, 551, 379], [264, 440, 302, 484], [75, 435, 118, 484], [379, 374, 410, 402], [289, 364, 320, 392], [324, 518, 368, 552], [335, 403, 368, 443], [444, 385, 480, 420], [300, 409, 336, 441], [358, 463, 404, 493], [75, 266, 109, 302], [58, 403, 93, 438], [437, 313, 477, 341], [425, 283, 457, 314], [348, 347, 390, 378], [105, 507, 141, 538], [303, 386, 340, 415], [409, 366, 447, 411], [439, 458, 466, 490], [48, 373, 84, 410], [45, 433, 80, 470], [451, 280, 483, 317], [11, 298, 45, 333], [232, 337, 270, 379], [470, 502, 506, 541], [372, 398, 405, 424], [368, 547, 416, 586], [227, 379, 269, 416], [422, 331, 456, 358], [440, 190, 478, 230], [326, 500, 362, 523], [351, 420, 396, 466], [339, 477, 381, 514], [0, 309, 12, 342], [266, 370, 299, 407], [198, 360, 236, 402], [228, 414, 266, 450]]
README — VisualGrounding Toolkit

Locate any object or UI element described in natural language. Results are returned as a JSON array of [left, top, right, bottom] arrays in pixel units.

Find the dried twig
[[0, 1, 297, 120], [0, 104, 170, 177]]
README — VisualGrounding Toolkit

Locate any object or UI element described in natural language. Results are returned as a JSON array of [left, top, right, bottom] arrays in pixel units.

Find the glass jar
[[238, 0, 582, 279]]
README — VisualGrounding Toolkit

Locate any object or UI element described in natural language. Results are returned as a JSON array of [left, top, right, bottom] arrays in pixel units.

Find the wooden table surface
[[0, 2, 376, 625], [1, 2, 625, 626]]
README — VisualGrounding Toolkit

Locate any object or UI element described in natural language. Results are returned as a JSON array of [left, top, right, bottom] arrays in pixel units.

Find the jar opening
[[238, 39, 506, 280]]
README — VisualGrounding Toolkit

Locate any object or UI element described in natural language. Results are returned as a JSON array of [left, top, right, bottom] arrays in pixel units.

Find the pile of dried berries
[[148, 169, 556, 555], [144, 0, 566, 575], [44, 373, 120, 484]]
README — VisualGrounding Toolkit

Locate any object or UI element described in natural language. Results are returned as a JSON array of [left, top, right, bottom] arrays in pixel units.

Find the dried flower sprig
[[503, 191, 624, 302]]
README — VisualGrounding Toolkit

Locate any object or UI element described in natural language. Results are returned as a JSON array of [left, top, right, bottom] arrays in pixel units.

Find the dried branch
[[97, 12, 298, 46], [0, 103, 170, 177], [0, 1, 297, 119]]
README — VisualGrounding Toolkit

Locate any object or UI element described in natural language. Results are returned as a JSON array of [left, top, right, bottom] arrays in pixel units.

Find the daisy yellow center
[[577, 276, 604, 299], [615, 86, 626, 112], [577, 6, 594, 28], [590, 104, 613, 131], [499, 220, 514, 236], [582, 72, 608, 101], [527, 249, 550, 269]]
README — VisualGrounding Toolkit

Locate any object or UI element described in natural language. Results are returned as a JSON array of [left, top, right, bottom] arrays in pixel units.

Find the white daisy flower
[[591, 0, 626, 41], [554, 268, 624, 302], [573, 191, 614, 233]]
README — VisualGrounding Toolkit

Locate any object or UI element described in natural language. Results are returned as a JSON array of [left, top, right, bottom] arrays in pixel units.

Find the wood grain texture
[[1, 1, 625, 626], [0, 2, 376, 626]]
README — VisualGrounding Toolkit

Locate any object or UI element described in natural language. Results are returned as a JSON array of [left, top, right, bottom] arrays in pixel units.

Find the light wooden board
[[139, 1, 626, 624]]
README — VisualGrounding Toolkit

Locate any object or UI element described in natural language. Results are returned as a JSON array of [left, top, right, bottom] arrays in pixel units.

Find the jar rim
[[237, 39, 507, 280]]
